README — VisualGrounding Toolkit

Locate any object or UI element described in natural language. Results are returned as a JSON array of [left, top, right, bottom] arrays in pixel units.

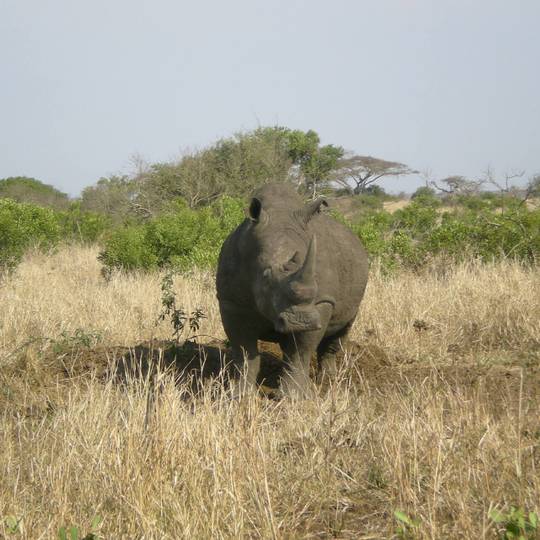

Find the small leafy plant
[[4, 515, 22, 535], [57, 515, 102, 540], [394, 510, 421, 539], [490, 506, 538, 540], [158, 270, 206, 342], [52, 328, 103, 354]]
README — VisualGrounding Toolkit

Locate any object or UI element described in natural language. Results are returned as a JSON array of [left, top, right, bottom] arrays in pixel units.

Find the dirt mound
[[52, 339, 540, 407], [57, 339, 285, 391]]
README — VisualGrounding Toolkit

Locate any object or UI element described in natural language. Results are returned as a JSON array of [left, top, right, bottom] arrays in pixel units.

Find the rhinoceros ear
[[298, 197, 328, 224], [247, 198, 262, 222]]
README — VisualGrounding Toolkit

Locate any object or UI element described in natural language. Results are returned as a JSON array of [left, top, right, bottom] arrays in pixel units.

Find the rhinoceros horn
[[291, 236, 317, 289]]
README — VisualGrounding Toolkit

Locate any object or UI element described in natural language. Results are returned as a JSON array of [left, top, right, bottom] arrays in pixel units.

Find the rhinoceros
[[216, 183, 368, 397]]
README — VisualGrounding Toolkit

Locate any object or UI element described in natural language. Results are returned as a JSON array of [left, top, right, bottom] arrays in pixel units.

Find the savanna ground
[[1, 246, 539, 539]]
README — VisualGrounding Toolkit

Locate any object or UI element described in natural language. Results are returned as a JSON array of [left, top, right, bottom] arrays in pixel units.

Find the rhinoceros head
[[246, 192, 328, 334]]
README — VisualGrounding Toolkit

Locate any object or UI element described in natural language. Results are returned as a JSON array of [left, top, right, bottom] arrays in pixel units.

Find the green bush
[[410, 187, 441, 208], [6, 188, 536, 277], [392, 201, 438, 234], [98, 196, 245, 273], [473, 209, 540, 261], [422, 217, 472, 257], [348, 197, 540, 272], [352, 193, 385, 211], [351, 212, 393, 257], [59, 203, 112, 243], [0, 199, 116, 271], [0, 199, 62, 270], [93, 190, 540, 275], [97, 226, 158, 272], [411, 186, 436, 200]]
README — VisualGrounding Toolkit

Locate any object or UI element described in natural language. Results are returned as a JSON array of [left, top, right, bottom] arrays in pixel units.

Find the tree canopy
[[333, 155, 417, 194], [80, 175, 137, 223], [431, 175, 484, 196], [7, 127, 425, 223], [285, 129, 344, 195], [0, 176, 70, 209], [117, 127, 345, 215]]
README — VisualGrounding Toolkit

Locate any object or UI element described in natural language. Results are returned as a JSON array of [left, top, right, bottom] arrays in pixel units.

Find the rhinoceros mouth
[[275, 308, 322, 333], [315, 296, 336, 308]]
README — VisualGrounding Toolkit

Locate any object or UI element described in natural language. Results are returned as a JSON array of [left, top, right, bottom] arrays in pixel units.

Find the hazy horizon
[[2, 0, 539, 196]]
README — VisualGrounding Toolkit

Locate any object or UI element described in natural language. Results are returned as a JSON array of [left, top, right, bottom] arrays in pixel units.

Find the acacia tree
[[333, 155, 416, 194], [483, 168, 539, 207], [430, 175, 485, 197]]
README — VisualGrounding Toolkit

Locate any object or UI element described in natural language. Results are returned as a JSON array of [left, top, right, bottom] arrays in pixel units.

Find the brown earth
[[47, 338, 540, 411]]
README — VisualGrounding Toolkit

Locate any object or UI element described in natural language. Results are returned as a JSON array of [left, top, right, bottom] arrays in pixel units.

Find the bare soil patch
[[39, 338, 540, 409]]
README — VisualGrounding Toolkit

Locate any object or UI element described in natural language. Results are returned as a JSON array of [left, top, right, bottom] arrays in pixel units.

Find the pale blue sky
[[1, 0, 539, 195]]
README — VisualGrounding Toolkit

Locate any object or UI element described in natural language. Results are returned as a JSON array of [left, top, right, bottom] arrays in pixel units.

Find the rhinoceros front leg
[[220, 302, 261, 397], [279, 337, 315, 398], [230, 341, 260, 396], [280, 304, 333, 398]]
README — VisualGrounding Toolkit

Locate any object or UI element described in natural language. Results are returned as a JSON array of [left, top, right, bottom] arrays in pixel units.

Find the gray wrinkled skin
[[216, 184, 369, 398]]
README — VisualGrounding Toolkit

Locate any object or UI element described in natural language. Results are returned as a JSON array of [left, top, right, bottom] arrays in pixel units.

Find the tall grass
[[1, 246, 539, 538]]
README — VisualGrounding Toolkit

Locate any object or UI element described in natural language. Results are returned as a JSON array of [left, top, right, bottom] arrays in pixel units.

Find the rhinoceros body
[[216, 184, 368, 396]]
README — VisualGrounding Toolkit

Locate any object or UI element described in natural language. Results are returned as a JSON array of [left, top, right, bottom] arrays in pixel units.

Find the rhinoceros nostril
[[277, 315, 286, 328]]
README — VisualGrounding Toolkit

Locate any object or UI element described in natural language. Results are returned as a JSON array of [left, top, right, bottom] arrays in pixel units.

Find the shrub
[[411, 186, 436, 200], [348, 198, 539, 272], [423, 216, 473, 258], [386, 230, 423, 268], [418, 207, 539, 264], [351, 211, 393, 257], [363, 185, 391, 198], [0, 199, 116, 272], [352, 193, 385, 211], [392, 201, 438, 234], [0, 199, 62, 270], [473, 209, 540, 262], [97, 226, 158, 273], [58, 203, 112, 243], [410, 186, 441, 207], [98, 196, 245, 274], [97, 194, 539, 275]]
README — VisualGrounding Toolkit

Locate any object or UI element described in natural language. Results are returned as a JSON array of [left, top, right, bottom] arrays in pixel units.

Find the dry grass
[[1, 246, 539, 539], [382, 200, 410, 213]]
